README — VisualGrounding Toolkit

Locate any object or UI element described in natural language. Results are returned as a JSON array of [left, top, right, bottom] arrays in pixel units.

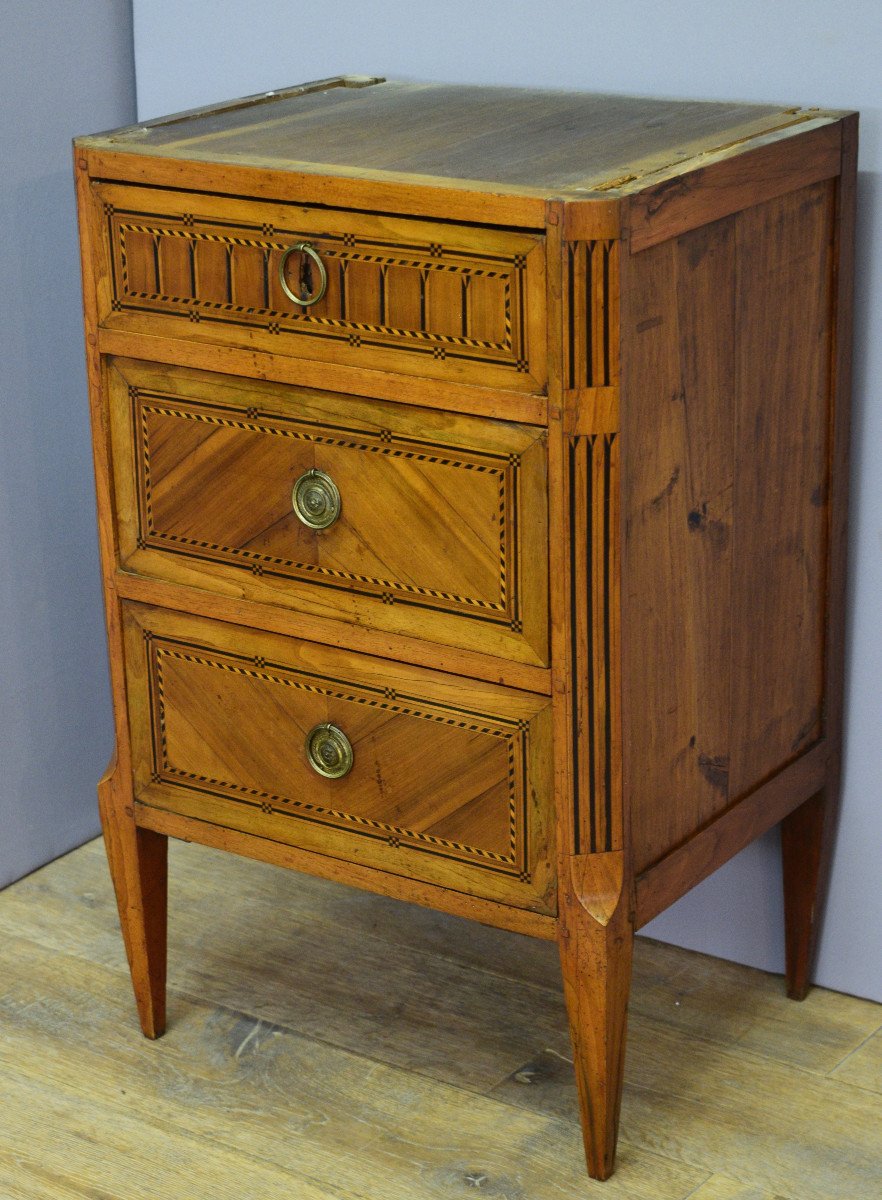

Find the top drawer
[[90, 181, 547, 393]]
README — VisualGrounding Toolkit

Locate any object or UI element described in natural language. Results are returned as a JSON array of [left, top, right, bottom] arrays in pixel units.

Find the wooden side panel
[[122, 603, 555, 914], [779, 113, 858, 1000], [622, 181, 835, 873], [626, 118, 842, 253], [619, 220, 736, 869], [727, 183, 834, 795]]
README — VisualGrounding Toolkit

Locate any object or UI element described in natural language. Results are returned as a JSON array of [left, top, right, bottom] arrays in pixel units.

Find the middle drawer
[[108, 358, 548, 666]]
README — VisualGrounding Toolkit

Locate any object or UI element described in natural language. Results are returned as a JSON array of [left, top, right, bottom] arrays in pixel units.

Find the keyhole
[[299, 254, 314, 301]]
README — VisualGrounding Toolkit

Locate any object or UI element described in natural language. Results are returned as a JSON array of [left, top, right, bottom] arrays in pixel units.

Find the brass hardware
[[278, 242, 327, 307], [306, 723, 354, 779], [291, 468, 341, 530]]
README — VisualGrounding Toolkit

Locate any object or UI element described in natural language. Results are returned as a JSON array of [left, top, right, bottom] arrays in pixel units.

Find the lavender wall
[[0, 2, 136, 887]]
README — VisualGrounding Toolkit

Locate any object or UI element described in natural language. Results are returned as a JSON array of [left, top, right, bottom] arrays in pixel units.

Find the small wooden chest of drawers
[[74, 77, 856, 1182]]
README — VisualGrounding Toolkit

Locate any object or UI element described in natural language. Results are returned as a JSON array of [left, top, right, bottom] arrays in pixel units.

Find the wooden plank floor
[[1, 838, 879, 1199]]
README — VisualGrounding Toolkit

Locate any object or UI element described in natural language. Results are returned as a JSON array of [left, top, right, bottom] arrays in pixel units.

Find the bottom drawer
[[122, 603, 555, 913]]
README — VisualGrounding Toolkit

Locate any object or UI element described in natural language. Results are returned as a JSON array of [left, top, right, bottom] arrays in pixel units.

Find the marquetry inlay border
[[144, 632, 532, 879], [131, 388, 522, 629], [106, 206, 533, 376]]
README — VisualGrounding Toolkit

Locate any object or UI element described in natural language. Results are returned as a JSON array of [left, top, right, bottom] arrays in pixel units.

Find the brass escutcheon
[[306, 723, 354, 779], [278, 242, 328, 307], [292, 468, 341, 530]]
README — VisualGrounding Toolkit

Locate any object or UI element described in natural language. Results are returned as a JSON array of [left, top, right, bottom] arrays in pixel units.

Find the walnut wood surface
[[135, 806, 556, 941], [115, 571, 552, 696], [89, 180, 547, 394], [625, 118, 842, 252], [558, 852, 633, 1182], [549, 205, 632, 1181], [635, 741, 828, 928], [80, 78, 835, 198], [122, 602, 555, 915], [781, 112, 858, 1002], [781, 786, 833, 1001], [79, 143, 555, 229], [108, 357, 549, 667], [97, 325, 551, 426], [620, 179, 835, 876], [74, 83, 856, 1185], [97, 753, 167, 1039]]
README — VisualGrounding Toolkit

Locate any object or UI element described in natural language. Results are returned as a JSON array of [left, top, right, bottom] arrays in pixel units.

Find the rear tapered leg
[[98, 753, 168, 1038], [558, 852, 634, 1181], [781, 778, 839, 1001]]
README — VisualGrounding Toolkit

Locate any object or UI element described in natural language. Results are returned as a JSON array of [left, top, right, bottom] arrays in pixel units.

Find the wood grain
[[0, 934, 700, 1200], [620, 217, 734, 868], [682, 1178, 781, 1200], [78, 143, 553, 227], [635, 742, 827, 927], [113, 570, 552, 695], [90, 179, 547, 394], [97, 325, 550, 425], [77, 80, 837, 200], [135, 805, 556, 940], [492, 1017, 882, 1200], [107, 356, 549, 668], [2, 841, 880, 1200], [548, 207, 631, 1180], [558, 852, 634, 1181], [122, 601, 555, 915], [75, 149, 169, 1044], [5, 839, 878, 1083], [0, 1062, 347, 1200], [727, 181, 833, 797], [97, 752, 167, 1039], [782, 786, 831, 1000], [626, 118, 842, 251], [781, 112, 858, 1000], [621, 181, 836, 877], [831, 1030, 882, 1095]]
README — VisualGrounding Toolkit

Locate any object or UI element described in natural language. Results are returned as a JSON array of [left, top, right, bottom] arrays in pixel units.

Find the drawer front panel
[[110, 359, 549, 666], [93, 182, 547, 393], [123, 604, 555, 912]]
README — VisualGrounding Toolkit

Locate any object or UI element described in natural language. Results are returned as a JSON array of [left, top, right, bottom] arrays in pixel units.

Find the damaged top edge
[[590, 108, 831, 194], [108, 75, 386, 140]]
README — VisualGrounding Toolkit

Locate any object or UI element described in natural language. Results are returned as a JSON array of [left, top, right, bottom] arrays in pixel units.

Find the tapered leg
[[558, 852, 634, 1181], [781, 778, 839, 1001], [98, 753, 168, 1038]]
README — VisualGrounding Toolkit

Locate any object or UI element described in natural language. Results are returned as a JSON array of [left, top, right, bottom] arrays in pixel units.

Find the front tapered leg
[[781, 777, 839, 1001], [98, 753, 168, 1039], [558, 852, 634, 1181]]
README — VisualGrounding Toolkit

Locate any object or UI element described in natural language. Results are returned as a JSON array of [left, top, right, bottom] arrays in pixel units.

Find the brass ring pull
[[306, 723, 353, 779], [278, 242, 327, 307], [292, 468, 341, 530]]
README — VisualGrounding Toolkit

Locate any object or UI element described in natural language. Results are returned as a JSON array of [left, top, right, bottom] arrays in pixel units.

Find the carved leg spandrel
[[781, 778, 839, 1001], [558, 851, 634, 1181], [98, 754, 168, 1039]]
